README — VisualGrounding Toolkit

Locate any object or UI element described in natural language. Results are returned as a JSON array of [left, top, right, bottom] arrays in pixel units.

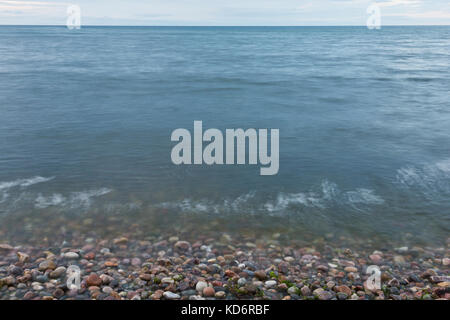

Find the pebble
[[38, 260, 56, 271], [49, 266, 66, 279], [163, 291, 180, 300], [0, 232, 447, 301], [318, 291, 333, 300], [64, 252, 79, 260], [344, 266, 358, 273], [215, 291, 226, 299], [254, 270, 267, 280], [174, 241, 190, 251], [86, 273, 102, 287], [287, 286, 298, 295], [196, 281, 208, 292], [301, 286, 311, 296], [203, 287, 215, 297], [237, 278, 247, 286]]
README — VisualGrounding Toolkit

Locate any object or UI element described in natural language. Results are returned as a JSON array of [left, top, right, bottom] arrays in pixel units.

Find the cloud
[[386, 10, 450, 19], [375, 0, 422, 7]]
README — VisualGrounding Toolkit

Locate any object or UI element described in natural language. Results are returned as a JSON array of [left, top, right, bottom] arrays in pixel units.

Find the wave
[[35, 188, 112, 209], [158, 180, 384, 215], [159, 192, 258, 214], [396, 159, 450, 199], [0, 176, 54, 191], [264, 181, 384, 213]]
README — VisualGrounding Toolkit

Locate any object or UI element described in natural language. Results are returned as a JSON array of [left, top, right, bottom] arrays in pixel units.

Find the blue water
[[0, 26, 449, 243]]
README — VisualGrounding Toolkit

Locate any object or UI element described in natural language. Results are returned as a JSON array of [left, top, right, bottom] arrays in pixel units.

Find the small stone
[[102, 286, 113, 294], [32, 284, 44, 291], [163, 291, 180, 300], [9, 266, 23, 276], [335, 285, 352, 296], [113, 237, 129, 245], [64, 252, 79, 260], [86, 273, 102, 287], [174, 241, 190, 251], [254, 270, 267, 280], [369, 254, 382, 264], [344, 266, 358, 273], [393, 255, 406, 265], [24, 292, 35, 300], [17, 252, 30, 263], [301, 286, 311, 296], [161, 277, 174, 284], [237, 278, 247, 286], [318, 291, 333, 300], [337, 292, 348, 300], [38, 260, 56, 271], [0, 244, 14, 252], [131, 258, 141, 266], [3, 275, 15, 286], [431, 276, 450, 283], [151, 290, 164, 300], [313, 288, 324, 296], [265, 280, 277, 288], [139, 274, 152, 281], [203, 287, 215, 297], [215, 291, 226, 299], [196, 281, 208, 292], [53, 288, 64, 298], [49, 266, 66, 279], [284, 256, 295, 263], [104, 261, 118, 267], [443, 258, 450, 266], [287, 286, 298, 295]]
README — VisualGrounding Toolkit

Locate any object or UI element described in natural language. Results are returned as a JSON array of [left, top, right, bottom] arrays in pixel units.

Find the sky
[[0, 0, 449, 26]]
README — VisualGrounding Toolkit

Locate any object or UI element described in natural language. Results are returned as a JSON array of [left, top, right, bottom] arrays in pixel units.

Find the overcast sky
[[1, 0, 449, 26]]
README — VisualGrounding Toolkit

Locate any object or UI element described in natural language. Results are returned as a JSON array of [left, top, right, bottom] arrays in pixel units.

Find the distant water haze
[[0, 26, 449, 244]]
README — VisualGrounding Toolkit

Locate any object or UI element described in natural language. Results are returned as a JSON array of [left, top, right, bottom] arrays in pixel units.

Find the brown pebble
[[203, 286, 215, 297]]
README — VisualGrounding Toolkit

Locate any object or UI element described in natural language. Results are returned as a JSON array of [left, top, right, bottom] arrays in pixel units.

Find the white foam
[[0, 176, 54, 191], [345, 188, 385, 205], [35, 193, 66, 208], [34, 188, 112, 209], [158, 180, 384, 215], [396, 159, 450, 198], [264, 192, 324, 212], [435, 159, 450, 172]]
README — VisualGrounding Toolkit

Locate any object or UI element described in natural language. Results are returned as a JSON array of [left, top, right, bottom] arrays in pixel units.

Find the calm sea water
[[0, 26, 449, 243]]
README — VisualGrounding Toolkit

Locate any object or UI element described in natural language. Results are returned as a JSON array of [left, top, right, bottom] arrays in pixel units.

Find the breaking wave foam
[[35, 188, 112, 209], [0, 176, 54, 191], [158, 180, 384, 215], [396, 159, 450, 199]]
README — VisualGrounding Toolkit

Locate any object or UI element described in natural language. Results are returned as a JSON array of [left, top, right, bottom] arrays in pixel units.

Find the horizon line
[[1, 24, 450, 27]]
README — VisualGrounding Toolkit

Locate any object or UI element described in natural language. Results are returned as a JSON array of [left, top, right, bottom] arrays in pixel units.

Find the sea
[[0, 26, 449, 245]]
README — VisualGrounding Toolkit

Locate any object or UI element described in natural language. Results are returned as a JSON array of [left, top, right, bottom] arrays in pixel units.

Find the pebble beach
[[0, 213, 449, 301]]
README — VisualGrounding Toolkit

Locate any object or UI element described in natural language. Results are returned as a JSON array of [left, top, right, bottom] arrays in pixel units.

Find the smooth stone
[[64, 252, 79, 260], [195, 281, 208, 292], [265, 280, 277, 288], [163, 291, 180, 300]]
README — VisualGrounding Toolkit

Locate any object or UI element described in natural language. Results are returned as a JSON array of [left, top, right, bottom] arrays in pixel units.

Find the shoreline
[[1, 233, 449, 300]]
